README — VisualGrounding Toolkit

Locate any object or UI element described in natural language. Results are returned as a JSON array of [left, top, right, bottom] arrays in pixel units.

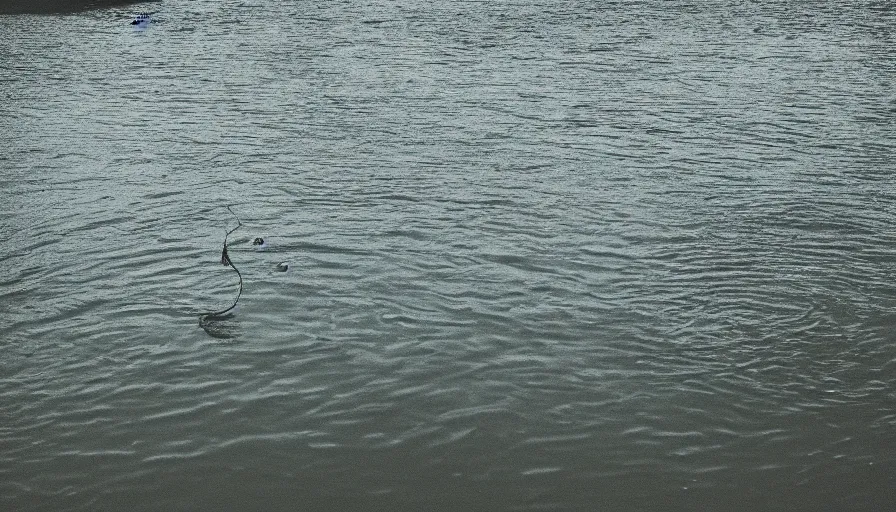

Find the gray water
[[2, 1, 895, 510]]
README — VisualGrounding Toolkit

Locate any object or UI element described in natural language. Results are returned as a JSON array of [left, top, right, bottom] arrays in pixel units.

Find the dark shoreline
[[0, 0, 156, 15]]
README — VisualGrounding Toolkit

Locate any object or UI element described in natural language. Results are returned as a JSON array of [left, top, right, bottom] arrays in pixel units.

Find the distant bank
[[0, 0, 153, 15]]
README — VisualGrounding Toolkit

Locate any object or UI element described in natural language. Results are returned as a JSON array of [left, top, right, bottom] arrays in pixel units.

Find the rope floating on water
[[200, 206, 243, 321]]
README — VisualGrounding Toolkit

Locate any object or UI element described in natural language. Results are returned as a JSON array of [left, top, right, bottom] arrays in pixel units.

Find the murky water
[[2, 1, 895, 510]]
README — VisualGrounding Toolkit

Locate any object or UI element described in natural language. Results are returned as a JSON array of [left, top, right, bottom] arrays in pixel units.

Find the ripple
[[2, 1, 896, 511]]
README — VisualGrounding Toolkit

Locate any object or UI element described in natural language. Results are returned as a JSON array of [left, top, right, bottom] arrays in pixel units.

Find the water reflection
[[199, 312, 241, 340]]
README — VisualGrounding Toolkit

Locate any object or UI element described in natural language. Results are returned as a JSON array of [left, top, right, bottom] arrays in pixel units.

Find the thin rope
[[200, 206, 243, 320]]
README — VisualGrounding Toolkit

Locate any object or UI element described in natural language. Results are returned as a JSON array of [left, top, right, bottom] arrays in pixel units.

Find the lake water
[[1, 1, 895, 510]]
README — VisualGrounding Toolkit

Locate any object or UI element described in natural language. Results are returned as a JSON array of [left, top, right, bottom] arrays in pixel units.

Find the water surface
[[1, 1, 895, 510]]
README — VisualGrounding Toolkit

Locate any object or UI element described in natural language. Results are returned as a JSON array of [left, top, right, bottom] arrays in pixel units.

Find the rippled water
[[2, 1, 895, 510]]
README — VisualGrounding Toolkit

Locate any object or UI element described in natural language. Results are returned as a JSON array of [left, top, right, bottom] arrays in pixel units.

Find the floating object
[[253, 237, 268, 250], [275, 262, 289, 272], [200, 206, 243, 321], [131, 12, 151, 28]]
